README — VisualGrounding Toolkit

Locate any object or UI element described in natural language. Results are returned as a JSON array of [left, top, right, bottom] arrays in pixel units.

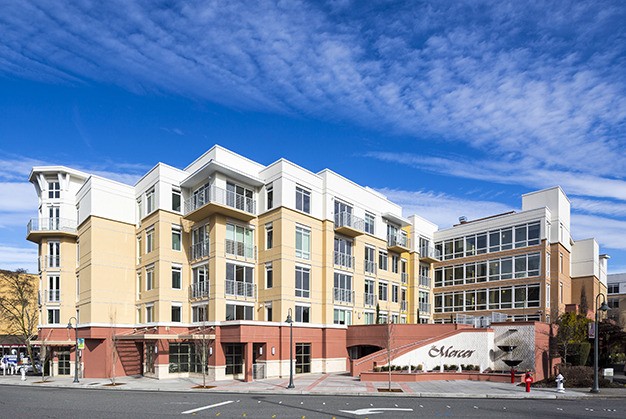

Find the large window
[[295, 266, 310, 298], [48, 241, 60, 268], [226, 182, 254, 212], [333, 308, 352, 325], [169, 343, 202, 373], [296, 343, 311, 373], [364, 246, 376, 274], [225, 304, 253, 321], [295, 186, 311, 213], [334, 236, 352, 268], [192, 304, 208, 322], [226, 263, 254, 297], [434, 283, 541, 313], [333, 272, 352, 303], [226, 223, 254, 258], [224, 344, 244, 375], [295, 305, 310, 323], [295, 225, 311, 259]]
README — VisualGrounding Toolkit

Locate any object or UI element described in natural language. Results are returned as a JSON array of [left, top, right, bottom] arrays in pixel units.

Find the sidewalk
[[1, 372, 624, 400]]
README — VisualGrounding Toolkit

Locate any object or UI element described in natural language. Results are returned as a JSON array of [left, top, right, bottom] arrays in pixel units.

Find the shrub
[[373, 367, 380, 372], [558, 365, 594, 387], [569, 342, 591, 366], [443, 364, 449, 371], [449, 365, 458, 371], [416, 364, 423, 371]]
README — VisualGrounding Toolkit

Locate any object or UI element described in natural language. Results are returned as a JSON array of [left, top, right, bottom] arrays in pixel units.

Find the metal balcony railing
[[419, 275, 431, 287], [190, 240, 210, 260], [45, 289, 60, 303], [225, 280, 256, 298], [401, 300, 408, 312], [334, 251, 354, 269], [401, 272, 408, 284], [45, 255, 60, 268], [364, 260, 376, 275], [189, 281, 210, 299], [364, 292, 376, 306], [184, 184, 256, 215], [420, 245, 441, 260], [419, 302, 431, 313], [387, 233, 409, 249], [27, 217, 77, 234], [333, 287, 354, 304], [225, 239, 255, 259], [334, 211, 364, 232]]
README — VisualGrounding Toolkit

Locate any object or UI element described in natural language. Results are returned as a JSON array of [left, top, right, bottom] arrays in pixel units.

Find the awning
[[29, 340, 74, 346]]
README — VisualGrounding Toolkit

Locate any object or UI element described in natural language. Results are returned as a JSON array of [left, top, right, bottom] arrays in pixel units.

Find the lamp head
[[599, 301, 609, 312], [67, 321, 72, 329]]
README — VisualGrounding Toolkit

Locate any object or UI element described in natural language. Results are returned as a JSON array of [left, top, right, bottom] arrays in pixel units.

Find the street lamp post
[[286, 308, 295, 389], [591, 293, 609, 393], [67, 317, 79, 383]]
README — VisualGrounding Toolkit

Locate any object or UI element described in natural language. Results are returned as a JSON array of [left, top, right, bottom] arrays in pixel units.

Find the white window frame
[[295, 225, 311, 260]]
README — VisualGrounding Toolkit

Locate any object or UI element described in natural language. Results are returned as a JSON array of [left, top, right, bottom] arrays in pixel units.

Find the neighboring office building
[[26, 146, 606, 380], [608, 273, 626, 328], [431, 187, 608, 324]]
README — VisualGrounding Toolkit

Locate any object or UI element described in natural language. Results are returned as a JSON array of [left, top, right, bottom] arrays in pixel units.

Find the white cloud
[[0, 244, 38, 274], [571, 214, 626, 252]]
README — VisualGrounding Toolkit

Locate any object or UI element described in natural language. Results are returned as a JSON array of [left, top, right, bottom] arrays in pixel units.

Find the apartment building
[[432, 187, 609, 324], [26, 147, 607, 381], [608, 273, 626, 327]]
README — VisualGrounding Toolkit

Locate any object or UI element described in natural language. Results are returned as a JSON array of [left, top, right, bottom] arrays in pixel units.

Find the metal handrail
[[419, 275, 431, 287], [189, 281, 210, 299], [45, 255, 60, 268], [45, 289, 60, 303], [364, 260, 376, 275], [401, 272, 408, 283], [225, 239, 255, 259], [184, 184, 256, 215], [364, 292, 377, 306], [334, 211, 365, 231], [401, 300, 408, 312], [333, 287, 354, 304], [190, 240, 210, 260], [27, 217, 77, 234], [334, 251, 354, 269], [420, 245, 442, 260], [387, 233, 409, 248], [225, 280, 256, 298], [419, 302, 431, 313]]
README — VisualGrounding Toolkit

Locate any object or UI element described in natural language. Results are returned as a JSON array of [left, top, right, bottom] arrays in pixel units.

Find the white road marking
[[339, 408, 414, 416], [181, 400, 234, 415]]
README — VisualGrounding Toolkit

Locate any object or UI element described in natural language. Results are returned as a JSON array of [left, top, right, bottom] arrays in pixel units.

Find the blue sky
[[1, 1, 625, 274]]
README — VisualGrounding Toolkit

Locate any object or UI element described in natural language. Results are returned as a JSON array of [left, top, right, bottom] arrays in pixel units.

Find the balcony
[[364, 292, 377, 307], [400, 300, 408, 312], [334, 212, 365, 237], [190, 240, 210, 261], [387, 233, 410, 253], [189, 280, 210, 300], [333, 287, 354, 304], [401, 272, 408, 284], [334, 251, 354, 270], [364, 260, 377, 275], [420, 245, 441, 263], [225, 239, 255, 259], [419, 302, 431, 314], [225, 280, 256, 299], [183, 184, 256, 222], [419, 275, 431, 288], [45, 289, 60, 303], [27, 218, 77, 243]]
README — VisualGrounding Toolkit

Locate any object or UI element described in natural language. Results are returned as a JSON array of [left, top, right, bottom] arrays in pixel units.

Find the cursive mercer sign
[[428, 345, 475, 359]]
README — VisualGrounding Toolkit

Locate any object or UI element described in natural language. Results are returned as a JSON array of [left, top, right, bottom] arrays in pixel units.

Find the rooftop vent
[[458, 216, 468, 224]]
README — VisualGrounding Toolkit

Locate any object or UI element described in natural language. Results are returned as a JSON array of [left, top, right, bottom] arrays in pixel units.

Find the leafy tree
[[555, 312, 591, 364], [0, 269, 39, 368], [597, 319, 626, 367]]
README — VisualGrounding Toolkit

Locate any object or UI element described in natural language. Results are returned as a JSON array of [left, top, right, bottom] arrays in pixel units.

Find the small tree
[[555, 312, 590, 364], [375, 303, 381, 324], [0, 269, 39, 367], [193, 326, 215, 388], [384, 318, 395, 391]]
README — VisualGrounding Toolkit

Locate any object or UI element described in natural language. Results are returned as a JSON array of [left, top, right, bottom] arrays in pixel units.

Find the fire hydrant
[[524, 371, 533, 393], [510, 368, 516, 384], [20, 366, 26, 381], [556, 373, 565, 393]]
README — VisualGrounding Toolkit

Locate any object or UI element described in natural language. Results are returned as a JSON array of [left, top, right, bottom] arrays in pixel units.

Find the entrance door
[[57, 347, 70, 375]]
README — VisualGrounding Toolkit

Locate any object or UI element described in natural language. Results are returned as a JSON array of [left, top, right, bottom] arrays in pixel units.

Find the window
[[76, 240, 80, 266], [365, 279, 376, 306], [265, 263, 273, 288], [364, 246, 376, 274], [546, 283, 551, 308], [171, 265, 182, 289], [295, 305, 310, 323], [295, 343, 311, 374], [146, 305, 154, 323], [560, 282, 563, 303], [76, 275, 80, 300], [334, 236, 352, 268], [295, 225, 311, 259], [136, 271, 141, 298], [334, 272, 352, 303], [224, 344, 244, 375], [391, 284, 399, 303], [47, 275, 60, 302], [47, 308, 60, 324], [226, 263, 254, 297], [171, 304, 182, 322], [266, 184, 274, 210], [225, 223, 254, 258], [266, 223, 273, 249], [146, 188, 155, 214], [191, 224, 209, 260], [146, 228, 154, 253], [136, 236, 142, 263], [364, 212, 375, 234], [559, 253, 564, 273], [379, 251, 388, 271], [48, 181, 61, 199], [172, 225, 182, 251], [546, 253, 551, 278], [172, 189, 181, 212], [169, 343, 202, 373], [226, 181, 254, 212], [334, 308, 352, 325], [137, 198, 143, 223], [295, 186, 311, 213], [192, 304, 208, 322], [364, 312, 374, 325], [378, 281, 388, 301], [146, 266, 154, 290], [48, 241, 60, 268], [295, 266, 310, 298], [608, 283, 619, 294], [265, 303, 273, 321], [391, 254, 399, 274], [225, 304, 253, 320]]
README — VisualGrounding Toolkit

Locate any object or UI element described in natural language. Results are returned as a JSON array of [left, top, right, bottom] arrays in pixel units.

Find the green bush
[[569, 342, 591, 366]]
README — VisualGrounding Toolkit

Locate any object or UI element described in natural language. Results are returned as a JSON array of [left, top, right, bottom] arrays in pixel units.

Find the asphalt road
[[0, 385, 624, 418]]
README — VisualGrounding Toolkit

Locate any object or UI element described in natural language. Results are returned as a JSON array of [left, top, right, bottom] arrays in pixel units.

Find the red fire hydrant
[[524, 371, 533, 393], [510, 368, 516, 384]]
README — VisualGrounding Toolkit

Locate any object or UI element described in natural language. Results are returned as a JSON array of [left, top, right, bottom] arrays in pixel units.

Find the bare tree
[[385, 318, 395, 391], [192, 326, 215, 388], [0, 269, 39, 368], [109, 309, 118, 385]]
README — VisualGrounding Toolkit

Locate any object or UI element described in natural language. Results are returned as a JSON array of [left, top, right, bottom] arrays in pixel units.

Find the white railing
[[45, 289, 60, 303], [189, 281, 210, 299], [27, 218, 77, 234], [364, 292, 376, 306], [401, 300, 408, 312], [419, 275, 431, 287], [364, 260, 376, 275], [334, 251, 354, 269], [401, 272, 408, 284], [419, 302, 430, 313], [184, 184, 256, 215], [387, 233, 409, 249], [45, 255, 60, 268], [190, 240, 210, 260], [334, 211, 364, 232], [225, 280, 256, 298], [333, 287, 354, 304], [420, 245, 441, 260], [225, 239, 255, 259]]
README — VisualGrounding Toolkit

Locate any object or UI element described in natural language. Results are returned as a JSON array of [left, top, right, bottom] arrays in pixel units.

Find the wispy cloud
[[0, 244, 37, 273]]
